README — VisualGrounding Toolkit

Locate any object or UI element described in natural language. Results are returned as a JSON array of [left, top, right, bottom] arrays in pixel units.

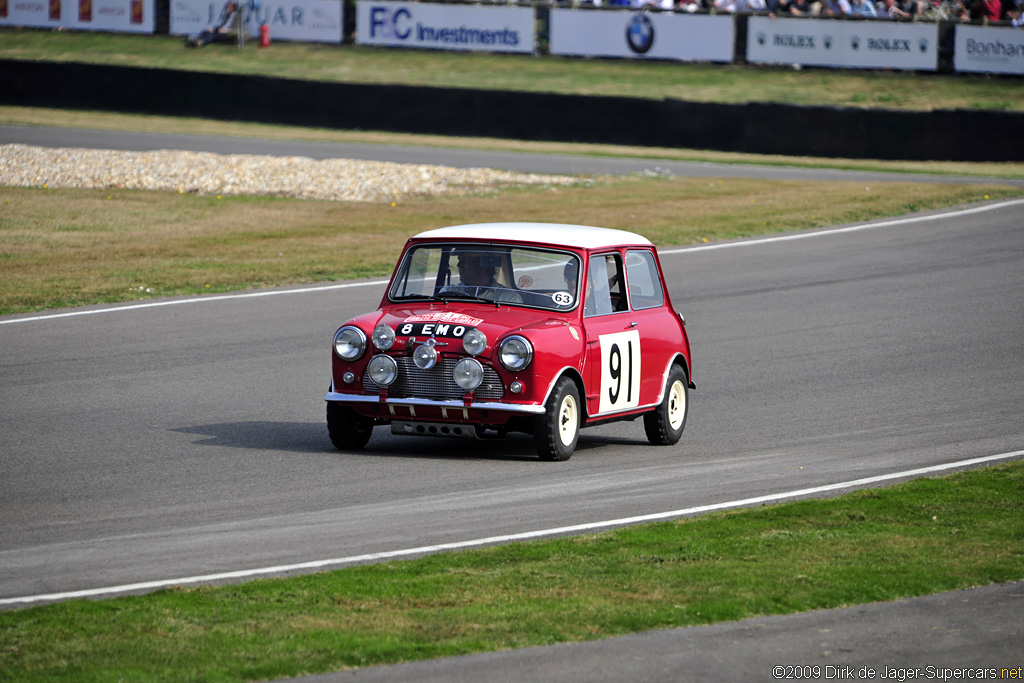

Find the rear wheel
[[644, 365, 688, 446], [534, 376, 580, 461], [327, 401, 374, 450]]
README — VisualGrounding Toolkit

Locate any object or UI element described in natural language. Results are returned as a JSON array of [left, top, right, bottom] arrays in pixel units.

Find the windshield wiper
[[396, 292, 499, 306], [435, 290, 503, 307], [446, 294, 492, 303]]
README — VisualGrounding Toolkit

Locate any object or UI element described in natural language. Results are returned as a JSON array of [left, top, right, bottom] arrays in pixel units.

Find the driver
[[441, 250, 522, 304]]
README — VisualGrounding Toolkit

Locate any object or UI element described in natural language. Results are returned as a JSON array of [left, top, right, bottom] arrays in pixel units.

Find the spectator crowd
[[591, 0, 1022, 24]]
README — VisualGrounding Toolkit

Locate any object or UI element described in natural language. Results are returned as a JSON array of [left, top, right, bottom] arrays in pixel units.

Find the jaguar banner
[[170, 0, 343, 43]]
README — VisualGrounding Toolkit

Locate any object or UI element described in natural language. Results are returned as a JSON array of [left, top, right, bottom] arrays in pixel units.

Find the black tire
[[644, 364, 688, 446], [327, 401, 374, 450], [534, 376, 580, 461]]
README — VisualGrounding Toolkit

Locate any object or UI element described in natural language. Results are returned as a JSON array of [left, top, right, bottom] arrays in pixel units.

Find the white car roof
[[413, 223, 653, 250]]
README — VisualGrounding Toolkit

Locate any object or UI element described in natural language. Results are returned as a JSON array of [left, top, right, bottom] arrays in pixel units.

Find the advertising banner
[[170, 0, 343, 43], [954, 25, 1024, 75], [356, 1, 534, 54], [747, 16, 937, 71], [550, 8, 733, 63], [0, 0, 61, 28], [0, 0, 154, 32]]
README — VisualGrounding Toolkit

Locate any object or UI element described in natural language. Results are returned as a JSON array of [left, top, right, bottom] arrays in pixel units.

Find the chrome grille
[[363, 357, 505, 400]]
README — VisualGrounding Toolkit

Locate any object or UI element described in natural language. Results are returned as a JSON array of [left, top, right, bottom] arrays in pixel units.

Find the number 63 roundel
[[597, 330, 642, 414]]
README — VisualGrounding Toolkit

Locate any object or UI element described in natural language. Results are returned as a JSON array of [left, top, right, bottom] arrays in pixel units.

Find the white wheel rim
[[558, 394, 578, 447], [668, 380, 686, 431]]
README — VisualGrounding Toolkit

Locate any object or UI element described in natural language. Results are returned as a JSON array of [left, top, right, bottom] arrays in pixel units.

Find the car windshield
[[389, 243, 582, 311]]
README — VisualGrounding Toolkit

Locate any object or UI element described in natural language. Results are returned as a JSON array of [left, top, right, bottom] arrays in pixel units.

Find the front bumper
[[325, 391, 547, 416]]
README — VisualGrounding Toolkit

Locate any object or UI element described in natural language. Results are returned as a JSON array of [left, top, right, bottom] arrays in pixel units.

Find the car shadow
[[347, 430, 634, 461], [173, 421, 633, 461], [173, 421, 329, 454]]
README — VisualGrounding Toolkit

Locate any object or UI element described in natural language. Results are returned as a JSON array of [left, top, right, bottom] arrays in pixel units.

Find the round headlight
[[413, 340, 437, 370], [334, 326, 367, 361], [462, 329, 488, 356], [498, 335, 533, 372], [367, 354, 398, 386], [372, 324, 396, 351], [453, 358, 484, 391]]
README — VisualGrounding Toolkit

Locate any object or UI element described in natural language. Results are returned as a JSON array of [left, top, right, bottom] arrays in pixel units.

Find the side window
[[585, 253, 627, 317], [625, 250, 665, 310]]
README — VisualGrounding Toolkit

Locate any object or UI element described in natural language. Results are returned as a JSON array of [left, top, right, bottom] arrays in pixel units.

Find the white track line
[[659, 196, 1024, 256], [3, 198, 1022, 327], [0, 280, 390, 326], [2, 450, 1021, 607]]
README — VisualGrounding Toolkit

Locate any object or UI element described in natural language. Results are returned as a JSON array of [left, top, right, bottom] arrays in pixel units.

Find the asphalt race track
[[1, 127, 1023, 677]]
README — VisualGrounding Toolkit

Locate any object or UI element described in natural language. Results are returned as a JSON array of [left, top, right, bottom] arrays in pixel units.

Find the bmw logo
[[626, 13, 655, 55]]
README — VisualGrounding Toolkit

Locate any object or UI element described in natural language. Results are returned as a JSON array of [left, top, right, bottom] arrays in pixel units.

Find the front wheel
[[327, 401, 374, 450], [534, 376, 580, 461], [644, 365, 688, 446]]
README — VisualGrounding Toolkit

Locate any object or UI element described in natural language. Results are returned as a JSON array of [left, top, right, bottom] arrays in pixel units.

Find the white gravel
[[0, 144, 576, 201]]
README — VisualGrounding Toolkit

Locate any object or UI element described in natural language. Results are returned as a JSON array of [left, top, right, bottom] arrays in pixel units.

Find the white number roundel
[[552, 291, 574, 307]]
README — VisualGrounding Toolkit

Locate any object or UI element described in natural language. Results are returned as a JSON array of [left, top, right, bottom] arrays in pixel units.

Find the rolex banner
[[747, 16, 938, 72]]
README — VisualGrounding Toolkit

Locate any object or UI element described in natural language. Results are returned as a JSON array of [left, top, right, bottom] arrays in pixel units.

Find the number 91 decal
[[598, 330, 641, 414]]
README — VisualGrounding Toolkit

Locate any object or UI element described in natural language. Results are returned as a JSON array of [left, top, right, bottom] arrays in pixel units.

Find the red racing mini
[[326, 222, 694, 461]]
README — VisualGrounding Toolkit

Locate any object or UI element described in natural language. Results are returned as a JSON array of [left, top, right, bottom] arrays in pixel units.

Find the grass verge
[[2, 29, 1023, 112], [1, 178, 1021, 315], [1, 461, 1022, 681]]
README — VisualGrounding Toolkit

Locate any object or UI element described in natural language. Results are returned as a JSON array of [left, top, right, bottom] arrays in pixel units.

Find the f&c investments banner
[[355, 1, 535, 54]]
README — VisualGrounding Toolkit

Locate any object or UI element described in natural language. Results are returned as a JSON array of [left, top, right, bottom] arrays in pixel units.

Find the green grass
[[2, 179, 1021, 314], [2, 28, 1023, 111], [2, 461, 1022, 681]]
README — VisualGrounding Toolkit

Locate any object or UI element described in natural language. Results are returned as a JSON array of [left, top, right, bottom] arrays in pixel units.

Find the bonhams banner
[[356, 1, 534, 54], [549, 8, 733, 63], [747, 16, 938, 71], [955, 25, 1024, 75], [0, 0, 154, 32]]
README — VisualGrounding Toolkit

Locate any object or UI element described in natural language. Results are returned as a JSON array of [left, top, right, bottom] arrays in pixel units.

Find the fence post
[[734, 13, 747, 64]]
